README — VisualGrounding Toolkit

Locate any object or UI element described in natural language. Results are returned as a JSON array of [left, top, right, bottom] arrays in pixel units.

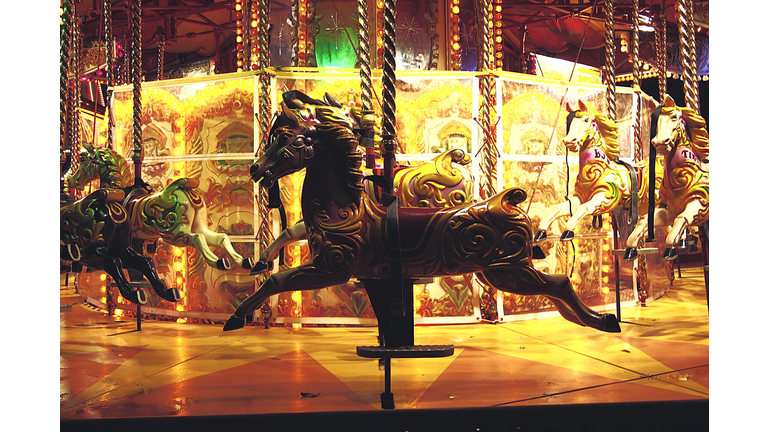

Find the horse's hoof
[[223, 315, 245, 331], [242, 257, 255, 271], [61, 244, 81, 262], [159, 287, 181, 302], [602, 314, 621, 333], [623, 247, 638, 262], [560, 230, 575, 242], [124, 288, 148, 305], [663, 247, 678, 261], [533, 230, 547, 242], [216, 257, 233, 271], [249, 260, 273, 276], [532, 245, 546, 260]]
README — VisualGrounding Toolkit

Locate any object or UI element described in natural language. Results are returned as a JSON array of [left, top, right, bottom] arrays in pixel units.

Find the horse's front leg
[[662, 201, 706, 260], [251, 221, 307, 275], [623, 207, 674, 261], [188, 202, 253, 270], [223, 260, 351, 331], [535, 196, 582, 241], [561, 192, 609, 239]]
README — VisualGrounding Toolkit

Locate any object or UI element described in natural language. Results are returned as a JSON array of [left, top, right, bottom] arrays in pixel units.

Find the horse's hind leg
[[479, 268, 620, 333], [224, 261, 350, 331], [89, 249, 148, 305], [114, 247, 180, 302]]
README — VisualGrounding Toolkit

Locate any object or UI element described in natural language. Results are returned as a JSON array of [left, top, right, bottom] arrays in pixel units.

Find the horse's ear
[[82, 142, 95, 153], [578, 100, 588, 113], [323, 93, 343, 108], [281, 102, 301, 130], [663, 94, 676, 108], [566, 102, 577, 113]]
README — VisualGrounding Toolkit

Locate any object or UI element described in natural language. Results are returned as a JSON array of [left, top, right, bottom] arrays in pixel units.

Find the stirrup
[[560, 230, 575, 242], [662, 247, 678, 261], [623, 247, 638, 262], [533, 230, 547, 242]]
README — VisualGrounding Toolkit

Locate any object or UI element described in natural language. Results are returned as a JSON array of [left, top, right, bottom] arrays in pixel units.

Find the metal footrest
[[612, 248, 658, 256], [357, 345, 454, 359]]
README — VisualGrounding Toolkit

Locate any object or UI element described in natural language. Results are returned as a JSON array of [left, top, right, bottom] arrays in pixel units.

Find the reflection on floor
[[60, 266, 708, 430]]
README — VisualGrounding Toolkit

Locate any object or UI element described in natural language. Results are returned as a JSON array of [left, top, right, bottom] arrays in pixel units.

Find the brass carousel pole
[[130, 0, 143, 187], [603, 0, 626, 319], [60, 0, 72, 195], [380, 0, 397, 193], [255, 0, 274, 293], [104, 0, 115, 150], [677, 0, 707, 303], [477, 0, 499, 322], [157, 35, 165, 80], [358, 0, 377, 169], [629, 0, 651, 306]]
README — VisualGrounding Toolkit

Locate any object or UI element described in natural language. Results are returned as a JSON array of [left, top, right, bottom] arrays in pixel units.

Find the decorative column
[[604, 0, 617, 122], [677, 0, 699, 112], [61, 0, 73, 192], [104, 0, 115, 150], [255, 0, 274, 290], [380, 0, 397, 191], [130, 0, 143, 185]]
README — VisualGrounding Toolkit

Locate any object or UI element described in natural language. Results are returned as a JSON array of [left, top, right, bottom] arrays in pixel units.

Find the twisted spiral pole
[[631, 0, 649, 303], [478, 0, 497, 200], [60, 0, 72, 192], [655, 0, 667, 98], [604, 0, 616, 122], [380, 0, 397, 191], [70, 16, 83, 154], [130, 0, 143, 184], [104, 0, 114, 150], [357, 0, 372, 112], [157, 35, 165, 80], [256, 0, 274, 280], [677, 0, 699, 113]]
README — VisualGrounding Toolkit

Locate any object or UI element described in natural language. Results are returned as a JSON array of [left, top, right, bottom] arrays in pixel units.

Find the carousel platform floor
[[60, 266, 709, 432]]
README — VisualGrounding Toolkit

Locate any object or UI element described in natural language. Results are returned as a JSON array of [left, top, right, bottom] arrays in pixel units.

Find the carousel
[[58, 0, 709, 430]]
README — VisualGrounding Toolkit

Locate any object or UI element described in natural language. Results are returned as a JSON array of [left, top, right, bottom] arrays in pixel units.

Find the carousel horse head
[[651, 94, 709, 160], [64, 143, 131, 190], [563, 100, 620, 160], [250, 91, 364, 198]]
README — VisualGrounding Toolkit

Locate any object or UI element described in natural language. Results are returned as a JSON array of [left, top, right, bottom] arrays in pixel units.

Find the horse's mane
[[98, 147, 133, 188], [570, 108, 620, 161], [679, 107, 709, 161], [313, 121, 364, 203]]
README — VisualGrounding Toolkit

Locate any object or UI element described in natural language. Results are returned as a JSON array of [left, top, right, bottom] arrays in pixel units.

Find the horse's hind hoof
[[249, 260, 274, 276], [560, 230, 575, 242], [242, 257, 255, 271], [623, 247, 638, 262], [159, 287, 181, 302], [534, 230, 547, 242], [124, 288, 148, 305], [602, 314, 621, 333], [532, 245, 546, 260], [216, 257, 233, 271], [663, 247, 678, 261], [223, 315, 245, 331], [61, 244, 81, 262]]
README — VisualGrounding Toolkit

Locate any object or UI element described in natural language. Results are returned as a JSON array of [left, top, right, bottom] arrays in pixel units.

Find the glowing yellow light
[[175, 263, 183, 271], [100, 297, 107, 303], [415, 313, 422, 319], [292, 323, 302, 329], [414, 300, 422, 309], [602, 266, 610, 273], [603, 276, 610, 283], [174, 162, 184, 171], [452, 6, 459, 14], [602, 287, 610, 294], [176, 318, 187, 323], [291, 292, 301, 302], [100, 274, 107, 281], [176, 305, 185, 311], [176, 277, 183, 285], [174, 148, 184, 156], [174, 248, 183, 257]]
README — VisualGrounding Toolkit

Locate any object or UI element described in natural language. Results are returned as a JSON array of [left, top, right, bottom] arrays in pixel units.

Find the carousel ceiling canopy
[[71, 0, 708, 78]]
